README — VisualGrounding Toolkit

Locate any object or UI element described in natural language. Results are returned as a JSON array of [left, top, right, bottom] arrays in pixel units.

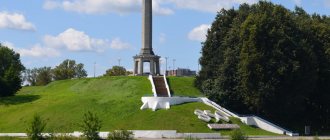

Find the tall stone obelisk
[[141, 0, 154, 55], [133, 0, 160, 76]]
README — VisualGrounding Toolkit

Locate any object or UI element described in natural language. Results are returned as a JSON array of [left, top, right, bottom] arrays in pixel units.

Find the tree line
[[196, 1, 330, 133], [0, 44, 130, 97], [23, 59, 88, 86]]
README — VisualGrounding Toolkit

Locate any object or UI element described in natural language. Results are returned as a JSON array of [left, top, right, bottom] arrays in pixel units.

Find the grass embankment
[[0, 76, 275, 135], [167, 76, 202, 97]]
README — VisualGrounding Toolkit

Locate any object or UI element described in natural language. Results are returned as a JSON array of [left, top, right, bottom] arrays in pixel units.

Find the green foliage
[[104, 66, 127, 76], [24, 67, 52, 86], [107, 130, 134, 140], [36, 67, 52, 86], [26, 114, 46, 140], [0, 44, 25, 97], [196, 1, 330, 132], [80, 111, 102, 140], [230, 129, 248, 140], [53, 59, 87, 80], [24, 68, 38, 86]]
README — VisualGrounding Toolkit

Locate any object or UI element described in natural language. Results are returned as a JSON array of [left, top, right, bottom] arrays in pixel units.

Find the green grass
[[167, 76, 202, 97], [218, 118, 279, 136], [0, 76, 275, 135]]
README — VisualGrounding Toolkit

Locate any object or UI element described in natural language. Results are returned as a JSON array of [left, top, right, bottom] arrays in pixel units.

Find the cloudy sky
[[1, 0, 330, 77]]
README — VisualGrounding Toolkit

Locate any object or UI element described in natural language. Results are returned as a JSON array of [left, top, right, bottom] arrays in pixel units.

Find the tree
[[0, 44, 25, 97], [36, 67, 52, 86], [196, 1, 330, 132], [80, 111, 102, 140], [104, 66, 127, 76], [53, 59, 87, 80], [26, 114, 46, 140], [23, 68, 38, 86], [24, 67, 52, 86]]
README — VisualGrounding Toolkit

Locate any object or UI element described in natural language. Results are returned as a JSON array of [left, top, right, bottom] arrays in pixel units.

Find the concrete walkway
[[135, 136, 330, 140], [1, 133, 330, 140]]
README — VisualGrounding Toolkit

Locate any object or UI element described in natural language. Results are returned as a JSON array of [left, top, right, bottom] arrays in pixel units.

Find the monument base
[[133, 54, 160, 76]]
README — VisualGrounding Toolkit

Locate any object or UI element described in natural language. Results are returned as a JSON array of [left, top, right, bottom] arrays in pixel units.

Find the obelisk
[[141, 0, 154, 55], [133, 0, 160, 76]]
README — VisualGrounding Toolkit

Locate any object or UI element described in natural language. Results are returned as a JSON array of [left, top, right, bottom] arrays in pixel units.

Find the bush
[[107, 130, 134, 140], [26, 114, 46, 140], [230, 129, 248, 140], [79, 111, 102, 140]]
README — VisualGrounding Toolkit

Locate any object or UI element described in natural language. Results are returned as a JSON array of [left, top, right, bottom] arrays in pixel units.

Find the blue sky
[[0, 0, 329, 77]]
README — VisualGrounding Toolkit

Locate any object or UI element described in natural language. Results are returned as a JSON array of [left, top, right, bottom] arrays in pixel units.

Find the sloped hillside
[[0, 76, 274, 135]]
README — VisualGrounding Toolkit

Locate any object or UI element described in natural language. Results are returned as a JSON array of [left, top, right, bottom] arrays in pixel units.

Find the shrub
[[80, 111, 102, 140], [26, 114, 46, 140], [107, 130, 134, 140], [230, 129, 248, 140]]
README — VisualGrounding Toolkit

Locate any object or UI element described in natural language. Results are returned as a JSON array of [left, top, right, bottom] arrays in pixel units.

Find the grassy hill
[[0, 76, 275, 135]]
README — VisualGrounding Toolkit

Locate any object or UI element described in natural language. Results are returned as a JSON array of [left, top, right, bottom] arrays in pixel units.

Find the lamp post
[[173, 59, 176, 71], [118, 58, 121, 66], [94, 62, 96, 78], [165, 57, 168, 74]]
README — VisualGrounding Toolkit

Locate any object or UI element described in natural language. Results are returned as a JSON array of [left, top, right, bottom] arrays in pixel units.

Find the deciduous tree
[[0, 44, 25, 96]]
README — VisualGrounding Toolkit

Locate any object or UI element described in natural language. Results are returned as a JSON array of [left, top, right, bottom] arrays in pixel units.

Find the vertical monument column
[[150, 60, 155, 75], [139, 59, 143, 74], [133, 61, 137, 75], [141, 0, 154, 55], [156, 61, 160, 75], [133, 0, 160, 76]]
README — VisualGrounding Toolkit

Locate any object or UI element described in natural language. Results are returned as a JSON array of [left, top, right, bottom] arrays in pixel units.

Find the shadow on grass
[[0, 95, 40, 106]]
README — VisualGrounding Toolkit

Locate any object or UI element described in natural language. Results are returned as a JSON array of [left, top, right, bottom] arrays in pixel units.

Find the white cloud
[[166, 0, 257, 13], [44, 28, 114, 52], [1, 28, 130, 57], [159, 33, 166, 43], [292, 0, 302, 6], [188, 24, 210, 42], [43, 0, 256, 15], [2, 41, 15, 49], [2, 41, 60, 57], [110, 38, 131, 50], [18, 44, 60, 57], [0, 12, 35, 31], [43, 0, 173, 15], [153, 0, 174, 15]]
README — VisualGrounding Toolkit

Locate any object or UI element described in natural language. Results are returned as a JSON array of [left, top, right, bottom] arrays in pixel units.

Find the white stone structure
[[200, 97, 299, 136], [140, 96, 200, 111], [142, 71, 298, 136]]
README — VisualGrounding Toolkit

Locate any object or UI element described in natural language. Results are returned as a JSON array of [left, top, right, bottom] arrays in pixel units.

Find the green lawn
[[167, 76, 203, 97], [0, 76, 276, 135]]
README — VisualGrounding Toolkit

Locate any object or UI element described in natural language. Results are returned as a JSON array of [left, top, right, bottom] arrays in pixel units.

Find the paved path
[[136, 136, 330, 140]]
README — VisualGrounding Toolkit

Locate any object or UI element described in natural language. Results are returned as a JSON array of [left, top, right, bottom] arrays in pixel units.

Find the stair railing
[[148, 75, 157, 97], [163, 74, 171, 97]]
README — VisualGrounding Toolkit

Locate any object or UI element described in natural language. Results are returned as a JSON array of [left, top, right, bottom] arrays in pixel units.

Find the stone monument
[[133, 0, 160, 76]]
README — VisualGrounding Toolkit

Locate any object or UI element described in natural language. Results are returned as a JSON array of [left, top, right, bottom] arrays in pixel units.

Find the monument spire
[[141, 0, 154, 55], [133, 0, 160, 76]]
